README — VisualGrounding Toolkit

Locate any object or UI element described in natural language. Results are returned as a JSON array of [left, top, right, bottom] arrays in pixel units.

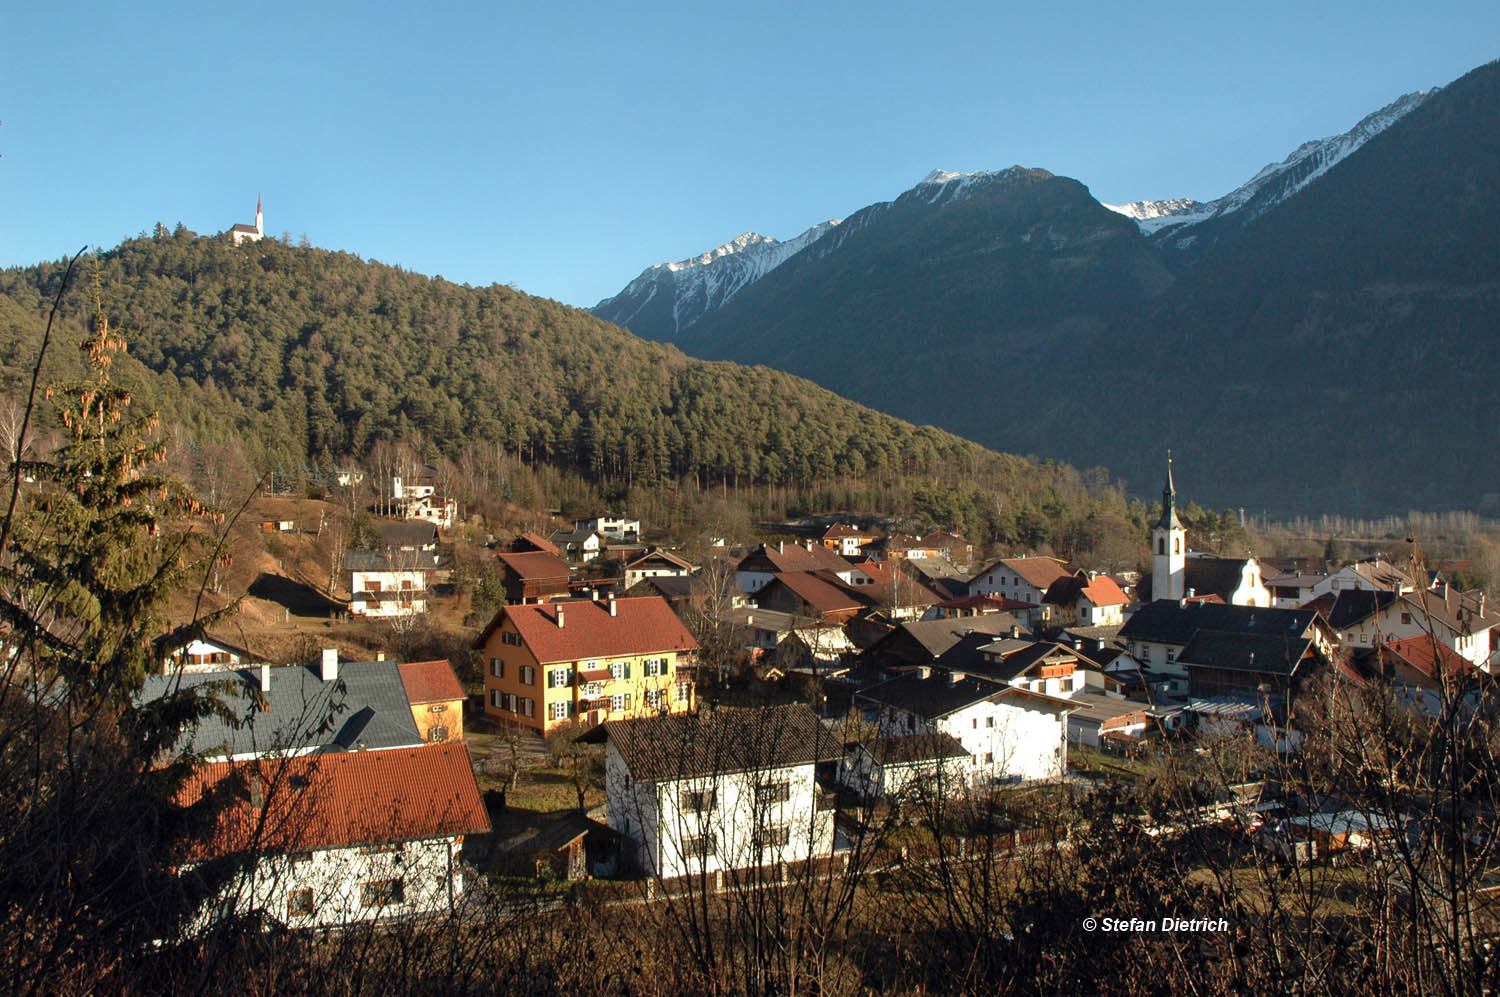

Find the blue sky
[[3, 2, 1497, 308]]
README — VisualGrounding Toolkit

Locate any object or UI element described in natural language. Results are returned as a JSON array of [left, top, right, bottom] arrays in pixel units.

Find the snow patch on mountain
[[913, 166, 1035, 204], [1106, 88, 1435, 242], [593, 220, 841, 334]]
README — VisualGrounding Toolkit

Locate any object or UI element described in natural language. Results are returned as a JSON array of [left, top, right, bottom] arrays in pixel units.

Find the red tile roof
[[398, 659, 465, 704], [739, 543, 854, 576], [1383, 635, 1473, 682], [1001, 557, 1073, 590], [496, 596, 698, 665], [766, 571, 868, 615], [177, 742, 489, 860], [498, 550, 572, 580], [514, 532, 563, 556]]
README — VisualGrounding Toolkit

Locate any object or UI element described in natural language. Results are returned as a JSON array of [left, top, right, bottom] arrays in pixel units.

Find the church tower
[[1151, 454, 1185, 602], [254, 193, 263, 238]]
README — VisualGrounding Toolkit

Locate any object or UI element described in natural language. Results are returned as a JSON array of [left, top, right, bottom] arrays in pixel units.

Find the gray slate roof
[[582, 704, 840, 782], [1120, 600, 1317, 647], [139, 660, 424, 758]]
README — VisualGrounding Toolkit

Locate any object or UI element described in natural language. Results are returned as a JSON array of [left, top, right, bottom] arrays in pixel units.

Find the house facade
[[584, 705, 839, 880], [346, 550, 436, 617], [398, 659, 467, 743], [477, 596, 699, 733], [857, 670, 1073, 783], [178, 743, 488, 930]]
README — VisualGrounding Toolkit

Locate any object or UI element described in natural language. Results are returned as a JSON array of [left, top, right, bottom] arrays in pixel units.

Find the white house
[[968, 555, 1072, 610], [178, 742, 489, 930], [839, 732, 972, 802], [1309, 557, 1415, 600], [623, 549, 694, 590], [346, 549, 437, 617], [1327, 584, 1495, 668], [856, 669, 1074, 784], [166, 634, 256, 674], [583, 705, 840, 880], [580, 515, 641, 542]]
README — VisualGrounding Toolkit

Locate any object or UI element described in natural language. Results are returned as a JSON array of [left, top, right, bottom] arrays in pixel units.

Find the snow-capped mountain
[[1105, 89, 1434, 249], [592, 221, 839, 337]]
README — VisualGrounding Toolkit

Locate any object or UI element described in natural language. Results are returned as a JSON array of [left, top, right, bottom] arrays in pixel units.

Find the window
[[490, 658, 504, 678], [1165, 650, 1176, 663], [1157, 538, 1164, 555], [583, 681, 604, 697], [521, 697, 534, 718], [682, 834, 716, 859], [610, 693, 631, 712], [645, 688, 664, 710], [609, 661, 631, 680], [501, 630, 523, 646], [1060, 677, 1074, 693], [489, 689, 501, 709], [676, 681, 692, 703], [972, 718, 978, 729], [645, 657, 668, 677], [1401, 612, 1413, 625], [360, 879, 405, 907], [519, 665, 535, 686], [429, 725, 449, 743], [429, 703, 447, 713], [985, 716, 995, 728], [753, 825, 791, 848], [550, 700, 571, 720], [550, 667, 572, 688], [984, 752, 994, 764], [756, 781, 790, 804], [681, 788, 716, 811]]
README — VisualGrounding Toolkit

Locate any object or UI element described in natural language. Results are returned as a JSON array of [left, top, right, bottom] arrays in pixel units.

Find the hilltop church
[[230, 196, 264, 245]]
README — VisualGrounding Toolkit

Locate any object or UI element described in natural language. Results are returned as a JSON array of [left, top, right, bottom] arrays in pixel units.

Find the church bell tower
[[1151, 453, 1185, 602]]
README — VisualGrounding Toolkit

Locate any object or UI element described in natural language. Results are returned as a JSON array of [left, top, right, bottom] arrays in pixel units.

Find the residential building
[[376, 521, 439, 554], [735, 542, 857, 595], [178, 742, 489, 929], [476, 596, 699, 733], [1119, 601, 1333, 698], [497, 550, 573, 603], [820, 523, 877, 558], [857, 669, 1074, 783], [549, 527, 604, 563], [579, 515, 641, 542], [398, 659, 467, 743], [840, 732, 972, 802], [623, 549, 695, 590], [968, 556, 1072, 617], [1043, 570, 1130, 626], [139, 651, 426, 762], [1310, 557, 1416, 599], [166, 633, 257, 674], [1326, 584, 1495, 668], [345, 549, 436, 617], [582, 704, 840, 879]]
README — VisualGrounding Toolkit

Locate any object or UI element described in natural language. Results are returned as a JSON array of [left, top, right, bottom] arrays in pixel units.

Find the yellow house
[[397, 659, 467, 743], [476, 595, 698, 734]]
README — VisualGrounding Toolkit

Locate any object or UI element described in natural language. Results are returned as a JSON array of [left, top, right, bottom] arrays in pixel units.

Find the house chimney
[[948, 671, 965, 685], [556, 606, 565, 629], [1481, 593, 1487, 617], [778, 542, 784, 554], [608, 595, 618, 617], [320, 648, 338, 682], [259, 664, 271, 695], [376, 650, 385, 661], [1187, 588, 1196, 598], [249, 775, 264, 811], [1010, 624, 1021, 639]]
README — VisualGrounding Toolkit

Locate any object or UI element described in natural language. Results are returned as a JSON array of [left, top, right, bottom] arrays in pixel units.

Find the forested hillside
[[0, 231, 1004, 485], [0, 231, 1180, 560]]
